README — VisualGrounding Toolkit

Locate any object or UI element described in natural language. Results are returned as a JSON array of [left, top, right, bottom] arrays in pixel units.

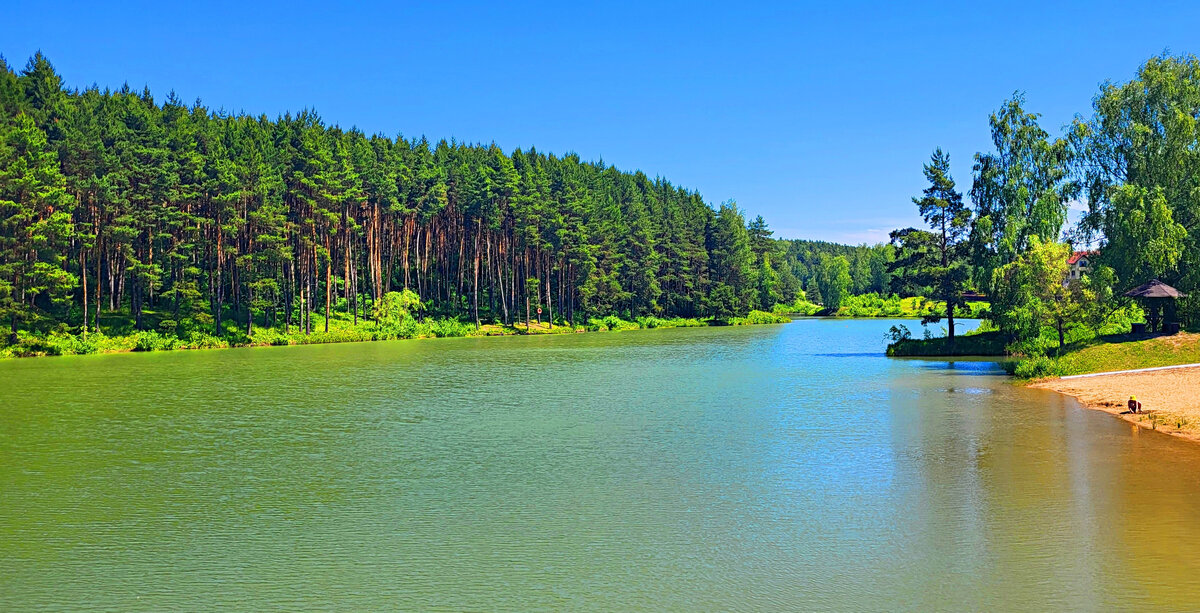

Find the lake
[[3, 319, 1200, 610]]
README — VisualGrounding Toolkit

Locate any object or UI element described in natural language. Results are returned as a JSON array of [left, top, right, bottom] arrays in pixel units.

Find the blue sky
[[3, 1, 1198, 243]]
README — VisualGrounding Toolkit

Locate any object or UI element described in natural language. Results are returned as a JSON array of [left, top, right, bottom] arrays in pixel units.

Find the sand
[[1032, 365, 1200, 442]]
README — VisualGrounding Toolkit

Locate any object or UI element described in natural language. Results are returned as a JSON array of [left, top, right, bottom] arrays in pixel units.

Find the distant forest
[[1, 53, 897, 340]]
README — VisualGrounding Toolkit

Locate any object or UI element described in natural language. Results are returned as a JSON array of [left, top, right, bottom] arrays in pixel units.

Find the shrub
[[428, 318, 472, 338], [773, 299, 822, 316], [184, 331, 229, 350], [373, 289, 423, 326], [1013, 355, 1068, 380], [133, 331, 180, 352], [739, 310, 790, 325], [886, 324, 912, 344]]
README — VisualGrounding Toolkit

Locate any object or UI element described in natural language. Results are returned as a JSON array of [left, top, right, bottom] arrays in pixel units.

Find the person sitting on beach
[[1128, 396, 1142, 414]]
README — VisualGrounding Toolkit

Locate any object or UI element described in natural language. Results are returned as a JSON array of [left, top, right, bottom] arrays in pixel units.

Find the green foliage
[[815, 255, 851, 309], [426, 318, 473, 338], [780, 292, 987, 319], [0, 112, 75, 341], [773, 297, 822, 316], [708, 201, 754, 311], [1072, 54, 1200, 301], [777, 240, 895, 301], [373, 289, 422, 326], [885, 324, 912, 344], [990, 237, 1100, 350], [889, 149, 974, 340], [586, 315, 640, 332], [703, 282, 742, 321], [1097, 186, 1187, 285], [727, 310, 790, 325], [887, 330, 1010, 357], [970, 93, 1077, 290], [133, 331, 181, 352], [1011, 355, 1068, 379], [1036, 332, 1200, 377]]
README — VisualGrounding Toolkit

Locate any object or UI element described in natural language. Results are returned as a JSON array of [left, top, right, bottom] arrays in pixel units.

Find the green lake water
[[3, 319, 1200, 611]]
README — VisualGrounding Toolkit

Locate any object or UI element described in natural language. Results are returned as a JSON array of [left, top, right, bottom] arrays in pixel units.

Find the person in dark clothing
[[1128, 396, 1142, 414]]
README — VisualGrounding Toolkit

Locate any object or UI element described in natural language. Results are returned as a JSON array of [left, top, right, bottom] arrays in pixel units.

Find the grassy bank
[[888, 319, 1200, 381], [776, 294, 988, 319], [1012, 332, 1200, 379], [0, 310, 790, 359]]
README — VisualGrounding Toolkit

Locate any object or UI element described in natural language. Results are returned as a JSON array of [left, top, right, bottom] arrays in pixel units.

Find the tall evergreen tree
[[891, 149, 972, 342], [0, 114, 75, 341]]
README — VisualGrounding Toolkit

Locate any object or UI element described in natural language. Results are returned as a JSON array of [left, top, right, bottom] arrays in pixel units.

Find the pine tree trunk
[[473, 222, 480, 328], [95, 236, 102, 334], [947, 301, 955, 343], [8, 272, 18, 344], [325, 234, 331, 333], [545, 253, 553, 330], [81, 250, 88, 339]]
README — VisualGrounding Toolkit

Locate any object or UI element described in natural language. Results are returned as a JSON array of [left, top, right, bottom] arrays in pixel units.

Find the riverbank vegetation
[[780, 293, 988, 319], [885, 53, 1200, 377], [0, 286, 790, 358]]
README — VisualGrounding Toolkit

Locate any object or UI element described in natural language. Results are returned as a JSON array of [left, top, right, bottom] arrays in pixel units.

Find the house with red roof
[[1067, 250, 1098, 281]]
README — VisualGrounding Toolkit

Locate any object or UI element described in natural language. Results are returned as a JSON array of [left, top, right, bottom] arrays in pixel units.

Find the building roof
[[1068, 250, 1097, 265], [1123, 279, 1187, 299]]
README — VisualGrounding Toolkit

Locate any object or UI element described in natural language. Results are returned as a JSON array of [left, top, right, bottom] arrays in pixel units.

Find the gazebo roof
[[1124, 279, 1187, 299]]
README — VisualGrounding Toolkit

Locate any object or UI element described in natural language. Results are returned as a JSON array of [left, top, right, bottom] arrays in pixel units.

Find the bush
[[636, 316, 667, 329], [1012, 355, 1068, 380], [427, 318, 472, 338], [886, 324, 912, 344], [133, 331, 180, 352], [887, 330, 1009, 357], [373, 289, 423, 326], [667, 317, 707, 328], [773, 299, 822, 316], [184, 331, 229, 350], [729, 310, 790, 325]]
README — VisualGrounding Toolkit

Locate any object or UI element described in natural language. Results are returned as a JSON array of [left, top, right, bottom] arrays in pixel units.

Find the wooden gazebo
[[1124, 279, 1187, 334]]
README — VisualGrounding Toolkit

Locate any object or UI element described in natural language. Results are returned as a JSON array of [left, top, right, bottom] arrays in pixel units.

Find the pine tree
[[0, 114, 75, 341], [892, 149, 973, 342]]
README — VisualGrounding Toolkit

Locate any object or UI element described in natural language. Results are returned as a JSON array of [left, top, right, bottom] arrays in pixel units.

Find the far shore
[[1031, 366, 1200, 443], [0, 311, 792, 360]]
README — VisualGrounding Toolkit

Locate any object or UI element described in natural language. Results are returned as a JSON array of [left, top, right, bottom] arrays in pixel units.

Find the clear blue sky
[[3, 1, 1198, 243]]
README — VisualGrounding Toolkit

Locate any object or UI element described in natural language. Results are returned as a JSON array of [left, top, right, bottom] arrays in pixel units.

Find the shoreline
[[0, 313, 791, 360], [1030, 366, 1200, 444]]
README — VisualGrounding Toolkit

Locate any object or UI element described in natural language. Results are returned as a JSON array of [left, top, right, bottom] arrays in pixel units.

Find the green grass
[[1013, 332, 1200, 379]]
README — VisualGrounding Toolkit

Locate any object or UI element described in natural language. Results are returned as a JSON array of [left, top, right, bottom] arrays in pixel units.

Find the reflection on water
[[2, 319, 1200, 610]]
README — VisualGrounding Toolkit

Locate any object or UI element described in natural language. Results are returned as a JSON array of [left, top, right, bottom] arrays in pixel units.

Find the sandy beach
[[1032, 365, 1200, 442]]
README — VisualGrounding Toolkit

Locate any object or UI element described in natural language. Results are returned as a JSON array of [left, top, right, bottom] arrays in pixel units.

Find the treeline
[[890, 53, 1200, 350], [0, 53, 811, 342], [778, 240, 893, 309]]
